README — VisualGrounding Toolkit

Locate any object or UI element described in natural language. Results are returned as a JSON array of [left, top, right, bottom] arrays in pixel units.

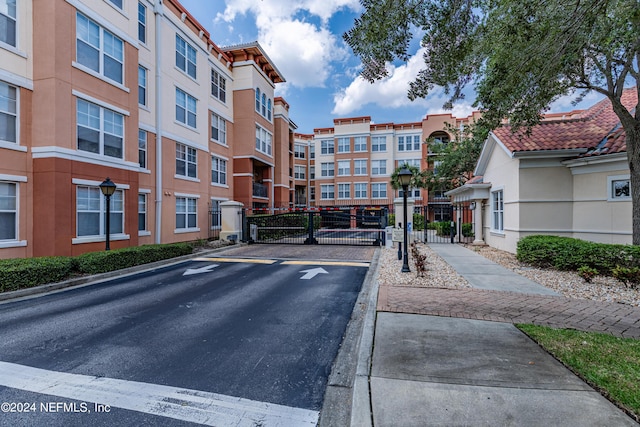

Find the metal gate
[[422, 204, 475, 244], [244, 209, 387, 246]]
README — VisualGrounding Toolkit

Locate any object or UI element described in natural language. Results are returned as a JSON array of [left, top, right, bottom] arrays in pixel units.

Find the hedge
[[0, 243, 194, 292], [516, 235, 640, 276]]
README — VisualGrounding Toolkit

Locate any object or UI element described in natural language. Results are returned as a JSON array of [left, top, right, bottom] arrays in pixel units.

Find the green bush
[[612, 265, 640, 287], [434, 221, 456, 237], [412, 213, 425, 231], [517, 235, 640, 277], [577, 266, 598, 283], [76, 243, 193, 275], [462, 223, 474, 237], [388, 213, 396, 226], [0, 257, 77, 292]]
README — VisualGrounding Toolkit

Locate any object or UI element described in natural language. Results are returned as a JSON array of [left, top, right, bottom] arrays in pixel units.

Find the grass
[[517, 324, 640, 421]]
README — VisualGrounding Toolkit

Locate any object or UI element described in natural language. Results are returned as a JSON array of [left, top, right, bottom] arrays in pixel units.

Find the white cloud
[[215, 0, 359, 90], [547, 90, 604, 113]]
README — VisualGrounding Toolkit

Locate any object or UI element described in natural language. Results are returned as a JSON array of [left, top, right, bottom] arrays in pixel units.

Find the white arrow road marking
[[0, 361, 319, 426], [299, 267, 328, 280], [183, 264, 219, 276]]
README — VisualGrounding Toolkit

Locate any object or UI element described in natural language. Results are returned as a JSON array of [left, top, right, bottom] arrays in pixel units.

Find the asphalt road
[[0, 252, 370, 426]]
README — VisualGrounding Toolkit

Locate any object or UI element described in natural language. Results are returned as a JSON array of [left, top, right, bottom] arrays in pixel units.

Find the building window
[[320, 162, 334, 177], [76, 185, 123, 237], [211, 69, 226, 103], [0, 182, 17, 240], [609, 176, 631, 200], [337, 137, 350, 153], [398, 135, 421, 151], [77, 99, 124, 159], [492, 189, 504, 232], [267, 98, 272, 121], [310, 166, 315, 180], [0, 0, 16, 47], [310, 187, 316, 201], [294, 165, 306, 180], [138, 129, 146, 168], [294, 144, 305, 159], [176, 88, 196, 128], [337, 160, 350, 176], [0, 81, 17, 144], [338, 183, 350, 199], [176, 35, 196, 79], [176, 197, 197, 230], [354, 136, 367, 152], [371, 183, 387, 199], [176, 143, 197, 178], [371, 160, 387, 176], [138, 65, 147, 106], [76, 13, 124, 84], [372, 136, 386, 152], [211, 156, 227, 185], [255, 88, 261, 111], [320, 140, 334, 155], [107, 0, 123, 9], [138, 193, 147, 231], [310, 144, 315, 159], [321, 184, 334, 200], [137, 2, 146, 44], [354, 159, 367, 175], [211, 112, 226, 144], [355, 183, 367, 199], [255, 125, 272, 156]]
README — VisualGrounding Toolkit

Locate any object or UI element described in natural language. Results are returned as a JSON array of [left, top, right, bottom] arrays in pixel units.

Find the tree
[[390, 162, 424, 191], [345, 0, 640, 243]]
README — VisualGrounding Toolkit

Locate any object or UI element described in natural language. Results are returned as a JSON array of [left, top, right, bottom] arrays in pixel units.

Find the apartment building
[[0, 0, 291, 259], [293, 113, 480, 213]]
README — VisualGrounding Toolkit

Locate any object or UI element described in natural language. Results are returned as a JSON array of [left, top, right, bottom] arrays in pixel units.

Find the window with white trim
[[76, 185, 123, 237], [176, 197, 197, 230], [320, 140, 334, 154], [354, 183, 367, 199], [338, 183, 350, 199], [211, 112, 226, 144], [176, 35, 196, 79], [310, 166, 315, 180], [76, 12, 124, 84], [138, 2, 146, 44], [371, 183, 387, 199], [138, 65, 147, 106], [0, 81, 17, 144], [294, 144, 305, 159], [211, 69, 226, 103], [337, 137, 350, 153], [176, 88, 196, 128], [492, 190, 504, 232], [398, 134, 421, 151], [176, 143, 197, 178], [371, 136, 386, 152], [310, 187, 316, 201], [320, 184, 334, 200], [255, 125, 272, 156], [77, 99, 124, 159], [211, 156, 227, 185], [320, 162, 334, 177], [354, 136, 367, 152], [107, 0, 123, 9], [294, 165, 305, 180], [354, 159, 367, 175], [609, 176, 631, 200], [310, 144, 315, 159], [138, 193, 147, 232], [0, 182, 17, 240], [371, 159, 387, 176], [337, 160, 350, 176], [255, 88, 271, 121], [0, 0, 16, 47], [138, 129, 146, 168]]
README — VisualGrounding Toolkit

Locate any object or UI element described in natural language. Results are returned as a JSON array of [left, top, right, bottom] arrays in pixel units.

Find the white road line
[[0, 361, 319, 426]]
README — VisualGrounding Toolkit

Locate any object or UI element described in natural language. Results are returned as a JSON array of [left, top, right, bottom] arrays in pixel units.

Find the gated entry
[[244, 209, 387, 246], [421, 204, 475, 244]]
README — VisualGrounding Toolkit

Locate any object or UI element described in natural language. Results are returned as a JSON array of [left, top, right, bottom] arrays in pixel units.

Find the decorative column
[[473, 199, 486, 246]]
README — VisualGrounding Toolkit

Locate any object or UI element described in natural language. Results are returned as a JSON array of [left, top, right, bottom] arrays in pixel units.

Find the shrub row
[[516, 235, 640, 277], [0, 243, 194, 293]]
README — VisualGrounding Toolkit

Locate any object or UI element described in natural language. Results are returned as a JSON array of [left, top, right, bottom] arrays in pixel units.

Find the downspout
[[154, 0, 163, 244]]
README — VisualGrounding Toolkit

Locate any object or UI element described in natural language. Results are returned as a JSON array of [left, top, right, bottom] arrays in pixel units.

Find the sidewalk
[[360, 243, 640, 426]]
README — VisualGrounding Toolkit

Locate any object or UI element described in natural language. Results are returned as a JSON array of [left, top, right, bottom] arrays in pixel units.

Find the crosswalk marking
[[0, 361, 319, 426]]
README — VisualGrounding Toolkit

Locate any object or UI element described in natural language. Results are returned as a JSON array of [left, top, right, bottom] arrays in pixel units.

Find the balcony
[[253, 182, 268, 198]]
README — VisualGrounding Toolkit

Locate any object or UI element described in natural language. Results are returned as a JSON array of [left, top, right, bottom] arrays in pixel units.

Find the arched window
[[255, 88, 261, 111], [261, 93, 266, 117], [267, 99, 272, 121]]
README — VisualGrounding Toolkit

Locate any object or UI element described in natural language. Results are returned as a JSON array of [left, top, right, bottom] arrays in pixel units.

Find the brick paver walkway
[[378, 285, 640, 339]]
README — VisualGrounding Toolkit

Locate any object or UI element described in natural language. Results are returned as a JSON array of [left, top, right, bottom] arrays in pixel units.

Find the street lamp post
[[398, 168, 412, 273], [99, 177, 117, 251]]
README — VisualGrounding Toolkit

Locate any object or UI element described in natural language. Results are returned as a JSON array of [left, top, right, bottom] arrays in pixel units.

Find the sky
[[178, 0, 603, 135]]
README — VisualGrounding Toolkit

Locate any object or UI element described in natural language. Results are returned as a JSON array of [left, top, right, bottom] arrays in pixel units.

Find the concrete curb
[[0, 244, 240, 303], [318, 248, 380, 427]]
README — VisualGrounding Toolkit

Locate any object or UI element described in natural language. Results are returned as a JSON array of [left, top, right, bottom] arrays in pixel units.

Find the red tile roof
[[492, 88, 637, 156]]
